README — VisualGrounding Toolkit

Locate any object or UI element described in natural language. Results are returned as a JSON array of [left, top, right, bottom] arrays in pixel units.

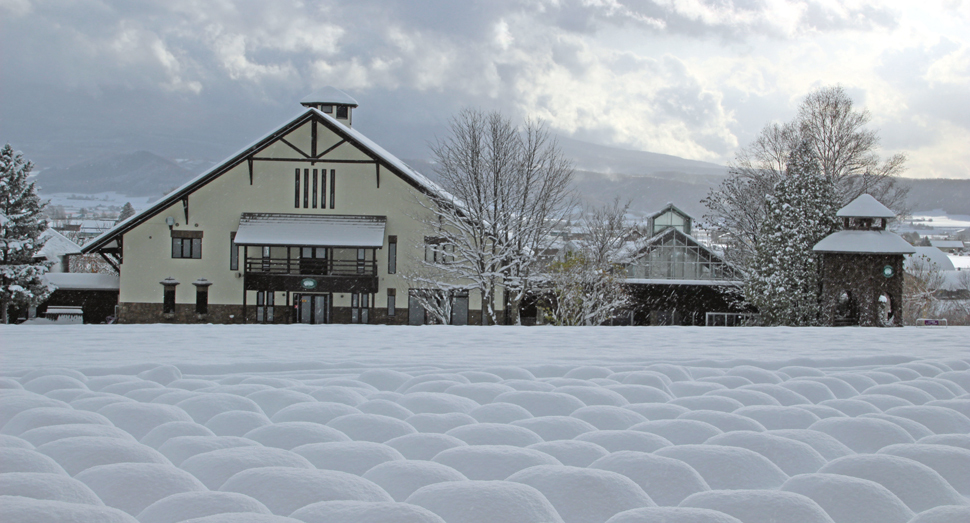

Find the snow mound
[[555, 386, 630, 406], [483, 366, 536, 380], [469, 402, 533, 423], [926, 398, 970, 418], [564, 365, 614, 380], [175, 394, 264, 424], [431, 444, 561, 480], [357, 399, 414, 419], [590, 451, 710, 507], [854, 393, 914, 411], [384, 432, 467, 460], [620, 371, 673, 390], [20, 368, 87, 384], [863, 384, 935, 405], [798, 377, 859, 399], [0, 377, 25, 389], [308, 386, 365, 405], [604, 507, 742, 523], [680, 489, 834, 523], [767, 429, 855, 460], [406, 480, 564, 523], [149, 389, 200, 405], [100, 381, 164, 396], [0, 433, 32, 448], [290, 500, 446, 523], [511, 416, 597, 440], [136, 491, 272, 523], [503, 379, 555, 391], [818, 399, 881, 416], [937, 370, 970, 391], [458, 370, 503, 383], [23, 375, 88, 395], [859, 413, 934, 439], [575, 429, 673, 453], [397, 392, 480, 414], [0, 495, 138, 523], [704, 389, 782, 407], [406, 412, 477, 433], [630, 419, 722, 445], [2, 407, 113, 436], [362, 459, 467, 501], [726, 366, 783, 385], [270, 402, 359, 424], [292, 441, 404, 475], [445, 383, 515, 404], [492, 391, 586, 417], [140, 420, 215, 448], [180, 445, 314, 489], [327, 413, 417, 442], [679, 410, 767, 433], [669, 381, 727, 397], [809, 417, 914, 453], [70, 394, 134, 412], [669, 395, 744, 413], [706, 431, 827, 476], [780, 380, 838, 403], [0, 472, 103, 505], [739, 384, 812, 405], [75, 462, 206, 515], [36, 435, 171, 475], [205, 410, 272, 436], [137, 365, 182, 386], [571, 405, 646, 430], [96, 402, 192, 440], [817, 454, 967, 513], [245, 389, 316, 418], [528, 440, 608, 467], [243, 421, 350, 449], [158, 435, 260, 466], [878, 443, 970, 495], [0, 396, 70, 429], [0, 447, 68, 474], [446, 422, 543, 446], [508, 464, 654, 523], [604, 385, 673, 404], [780, 473, 913, 523], [178, 512, 302, 522], [168, 378, 218, 391], [18, 422, 135, 447], [907, 505, 970, 523], [884, 405, 970, 434], [624, 403, 689, 419], [697, 376, 754, 388], [218, 466, 392, 515], [357, 369, 413, 391], [654, 445, 789, 490], [917, 433, 970, 451], [45, 388, 89, 402], [798, 404, 849, 419]]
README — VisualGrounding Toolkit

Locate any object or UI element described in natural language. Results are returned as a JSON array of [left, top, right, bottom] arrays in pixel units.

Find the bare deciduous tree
[[412, 109, 574, 325], [704, 86, 909, 271]]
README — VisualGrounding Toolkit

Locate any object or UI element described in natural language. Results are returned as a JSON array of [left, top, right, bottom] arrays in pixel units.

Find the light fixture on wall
[[165, 217, 175, 230]]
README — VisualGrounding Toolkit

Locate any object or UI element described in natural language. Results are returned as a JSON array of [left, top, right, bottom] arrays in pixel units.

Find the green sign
[[300, 278, 318, 290], [882, 265, 895, 278]]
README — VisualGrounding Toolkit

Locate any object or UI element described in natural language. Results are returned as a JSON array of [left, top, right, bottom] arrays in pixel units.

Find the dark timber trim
[[181, 197, 189, 223]]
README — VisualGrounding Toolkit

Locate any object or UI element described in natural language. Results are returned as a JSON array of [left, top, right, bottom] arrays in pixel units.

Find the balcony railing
[[245, 258, 377, 277]]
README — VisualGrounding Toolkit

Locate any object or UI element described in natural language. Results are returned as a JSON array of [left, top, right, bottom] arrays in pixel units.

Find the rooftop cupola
[[836, 193, 896, 231], [301, 87, 358, 128]]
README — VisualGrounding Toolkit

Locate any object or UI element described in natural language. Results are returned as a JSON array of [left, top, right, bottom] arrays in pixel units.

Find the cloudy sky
[[1, 0, 968, 178]]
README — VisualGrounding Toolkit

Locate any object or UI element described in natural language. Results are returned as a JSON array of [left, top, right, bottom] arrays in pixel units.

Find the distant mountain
[[34, 151, 197, 197], [899, 178, 970, 215]]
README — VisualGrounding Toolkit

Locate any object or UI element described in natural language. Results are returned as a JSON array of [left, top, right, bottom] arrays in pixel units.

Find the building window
[[357, 249, 366, 274], [230, 232, 238, 270], [329, 169, 336, 208], [320, 104, 333, 114], [172, 231, 203, 259], [303, 169, 310, 208], [351, 293, 369, 323], [425, 237, 448, 263], [387, 236, 397, 274], [294, 168, 300, 208], [336, 106, 348, 119], [256, 291, 274, 323], [312, 169, 318, 208], [321, 169, 327, 209], [387, 288, 396, 317]]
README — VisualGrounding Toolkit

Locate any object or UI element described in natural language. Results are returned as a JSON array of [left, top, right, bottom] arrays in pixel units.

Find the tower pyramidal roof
[[837, 194, 895, 219]]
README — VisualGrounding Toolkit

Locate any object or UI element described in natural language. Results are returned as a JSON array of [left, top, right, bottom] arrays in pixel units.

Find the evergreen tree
[[746, 139, 839, 326], [1, 144, 52, 323], [116, 202, 135, 224]]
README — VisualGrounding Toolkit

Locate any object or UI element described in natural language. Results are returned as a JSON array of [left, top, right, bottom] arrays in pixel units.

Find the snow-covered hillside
[[1, 326, 968, 523]]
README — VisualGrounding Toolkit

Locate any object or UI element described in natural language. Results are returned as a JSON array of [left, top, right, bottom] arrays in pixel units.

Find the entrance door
[[296, 293, 331, 324], [451, 294, 469, 325]]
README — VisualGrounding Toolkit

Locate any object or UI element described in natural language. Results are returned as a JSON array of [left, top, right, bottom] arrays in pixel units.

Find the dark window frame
[[336, 106, 349, 119], [171, 236, 202, 259], [387, 235, 397, 274], [230, 232, 238, 270], [329, 169, 335, 208], [387, 288, 396, 317], [294, 168, 300, 207]]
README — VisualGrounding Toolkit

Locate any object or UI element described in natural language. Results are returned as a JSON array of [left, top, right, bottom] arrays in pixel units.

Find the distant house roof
[[45, 273, 120, 291], [234, 214, 387, 248], [930, 240, 965, 249], [300, 86, 359, 107], [837, 194, 896, 218], [813, 230, 916, 254], [36, 228, 81, 261], [905, 246, 956, 271], [82, 107, 446, 254]]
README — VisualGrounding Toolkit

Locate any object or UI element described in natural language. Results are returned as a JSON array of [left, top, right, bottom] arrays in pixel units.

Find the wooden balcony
[[243, 258, 378, 293]]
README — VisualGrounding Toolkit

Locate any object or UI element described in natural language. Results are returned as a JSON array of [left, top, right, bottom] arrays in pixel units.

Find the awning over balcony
[[234, 213, 387, 248]]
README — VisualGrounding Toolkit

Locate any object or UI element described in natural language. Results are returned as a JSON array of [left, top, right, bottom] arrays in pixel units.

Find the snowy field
[[2, 326, 969, 523]]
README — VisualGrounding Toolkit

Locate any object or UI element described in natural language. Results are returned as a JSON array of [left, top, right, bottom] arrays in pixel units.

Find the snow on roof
[[813, 230, 916, 254], [905, 246, 956, 271], [836, 194, 895, 218], [233, 214, 387, 248], [44, 272, 120, 291], [930, 240, 965, 249], [300, 87, 359, 107], [82, 107, 448, 254], [37, 228, 82, 260]]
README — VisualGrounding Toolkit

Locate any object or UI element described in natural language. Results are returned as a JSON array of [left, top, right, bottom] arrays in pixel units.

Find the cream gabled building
[[83, 88, 500, 325]]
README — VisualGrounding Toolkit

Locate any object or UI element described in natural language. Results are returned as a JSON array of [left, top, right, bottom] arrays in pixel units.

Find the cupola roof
[[300, 87, 358, 107], [836, 194, 895, 219]]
